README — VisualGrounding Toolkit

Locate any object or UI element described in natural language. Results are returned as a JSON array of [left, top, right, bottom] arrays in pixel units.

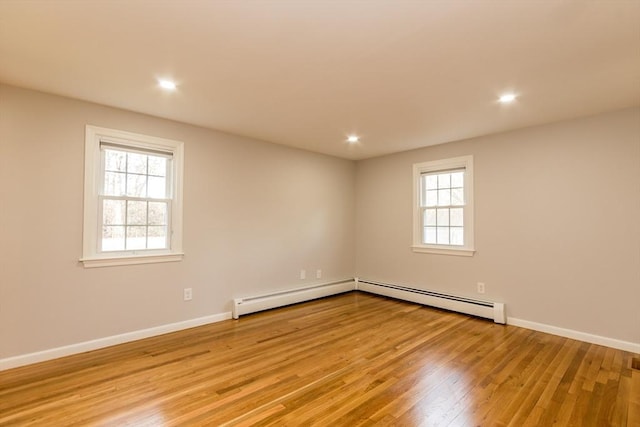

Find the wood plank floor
[[1, 292, 638, 426]]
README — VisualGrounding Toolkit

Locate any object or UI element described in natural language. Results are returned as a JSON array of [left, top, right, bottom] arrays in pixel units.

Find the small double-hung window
[[100, 144, 171, 251], [412, 155, 475, 256], [82, 126, 184, 267]]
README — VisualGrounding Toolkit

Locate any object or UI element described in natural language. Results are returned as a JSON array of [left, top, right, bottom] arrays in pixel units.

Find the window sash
[[420, 206, 465, 246], [97, 196, 172, 253], [100, 146, 173, 199], [420, 168, 466, 208]]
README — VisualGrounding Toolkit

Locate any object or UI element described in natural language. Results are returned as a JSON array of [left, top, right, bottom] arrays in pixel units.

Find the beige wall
[[355, 107, 640, 344], [1, 83, 638, 361], [0, 84, 356, 358]]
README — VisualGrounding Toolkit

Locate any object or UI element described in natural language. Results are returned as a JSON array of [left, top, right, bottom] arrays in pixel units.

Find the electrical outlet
[[477, 282, 485, 294], [183, 288, 193, 301], [300, 269, 306, 280], [316, 269, 322, 279]]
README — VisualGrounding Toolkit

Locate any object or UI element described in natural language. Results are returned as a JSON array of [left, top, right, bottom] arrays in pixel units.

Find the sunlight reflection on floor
[[403, 362, 475, 426], [99, 406, 167, 427]]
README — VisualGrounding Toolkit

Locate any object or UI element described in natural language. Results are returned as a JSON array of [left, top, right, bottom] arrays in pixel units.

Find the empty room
[[0, 1, 639, 425]]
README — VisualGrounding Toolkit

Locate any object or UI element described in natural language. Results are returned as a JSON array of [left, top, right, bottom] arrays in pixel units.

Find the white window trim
[[81, 125, 184, 268], [412, 155, 475, 256]]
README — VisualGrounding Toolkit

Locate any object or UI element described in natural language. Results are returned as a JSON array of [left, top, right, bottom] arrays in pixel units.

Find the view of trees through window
[[100, 148, 171, 251]]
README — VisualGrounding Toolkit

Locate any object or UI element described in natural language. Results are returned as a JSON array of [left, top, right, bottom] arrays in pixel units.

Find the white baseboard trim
[[507, 317, 640, 354], [0, 312, 232, 372]]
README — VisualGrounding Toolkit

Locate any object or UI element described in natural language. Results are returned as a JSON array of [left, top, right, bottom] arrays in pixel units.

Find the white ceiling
[[1, 1, 639, 160]]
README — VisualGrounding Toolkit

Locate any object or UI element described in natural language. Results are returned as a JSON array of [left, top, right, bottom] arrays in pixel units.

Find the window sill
[[411, 245, 475, 257], [80, 252, 184, 268]]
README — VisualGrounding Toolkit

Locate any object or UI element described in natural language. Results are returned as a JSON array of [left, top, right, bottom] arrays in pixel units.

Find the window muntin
[[81, 126, 184, 268], [412, 156, 474, 256]]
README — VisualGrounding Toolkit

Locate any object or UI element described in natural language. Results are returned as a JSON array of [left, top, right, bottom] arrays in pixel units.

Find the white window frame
[[81, 125, 184, 268], [412, 155, 475, 256]]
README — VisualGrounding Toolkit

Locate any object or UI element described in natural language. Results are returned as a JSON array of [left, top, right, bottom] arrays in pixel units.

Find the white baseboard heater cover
[[356, 279, 506, 324], [232, 279, 356, 319]]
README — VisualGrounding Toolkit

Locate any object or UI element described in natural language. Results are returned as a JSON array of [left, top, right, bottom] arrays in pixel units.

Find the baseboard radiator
[[232, 279, 356, 319], [356, 278, 506, 324]]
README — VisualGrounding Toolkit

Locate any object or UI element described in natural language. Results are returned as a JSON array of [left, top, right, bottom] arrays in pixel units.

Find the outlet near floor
[[183, 288, 193, 301]]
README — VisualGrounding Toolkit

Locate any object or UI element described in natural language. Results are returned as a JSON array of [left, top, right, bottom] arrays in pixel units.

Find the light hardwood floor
[[1, 292, 638, 426]]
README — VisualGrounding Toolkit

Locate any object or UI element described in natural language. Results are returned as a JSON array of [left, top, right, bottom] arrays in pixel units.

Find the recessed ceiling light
[[347, 135, 359, 143], [498, 93, 517, 103], [158, 79, 177, 90]]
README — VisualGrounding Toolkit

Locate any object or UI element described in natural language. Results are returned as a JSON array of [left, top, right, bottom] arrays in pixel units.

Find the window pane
[[102, 226, 125, 251], [438, 189, 450, 206], [426, 190, 438, 207], [148, 202, 167, 225], [451, 188, 464, 206], [127, 153, 147, 174], [104, 172, 125, 196], [450, 227, 464, 245], [104, 150, 126, 172], [103, 199, 125, 225], [126, 174, 147, 197], [451, 171, 464, 188], [425, 174, 438, 190], [437, 227, 450, 244], [148, 226, 168, 249], [148, 156, 167, 177], [424, 209, 436, 226], [127, 201, 147, 225], [437, 208, 449, 226], [438, 173, 451, 189], [148, 176, 167, 199], [424, 227, 437, 244], [450, 208, 463, 226], [126, 226, 147, 250]]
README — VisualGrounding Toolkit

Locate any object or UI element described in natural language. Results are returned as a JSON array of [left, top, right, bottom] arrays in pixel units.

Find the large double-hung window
[[412, 155, 475, 256], [81, 126, 184, 267]]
